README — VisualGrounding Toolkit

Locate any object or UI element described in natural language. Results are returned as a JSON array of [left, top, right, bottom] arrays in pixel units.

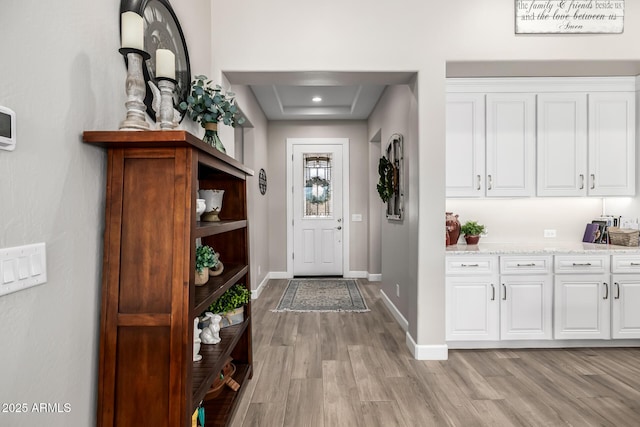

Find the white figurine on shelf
[[193, 317, 202, 362], [200, 312, 222, 345]]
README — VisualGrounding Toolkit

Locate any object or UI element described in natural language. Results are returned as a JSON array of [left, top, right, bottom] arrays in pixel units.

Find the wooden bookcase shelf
[[83, 130, 254, 427]]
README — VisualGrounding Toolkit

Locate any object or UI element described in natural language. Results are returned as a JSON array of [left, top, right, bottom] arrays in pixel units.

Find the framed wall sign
[[385, 134, 404, 221], [515, 0, 624, 34]]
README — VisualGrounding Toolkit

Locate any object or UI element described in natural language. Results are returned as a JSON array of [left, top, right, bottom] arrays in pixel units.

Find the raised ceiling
[[225, 71, 417, 121]]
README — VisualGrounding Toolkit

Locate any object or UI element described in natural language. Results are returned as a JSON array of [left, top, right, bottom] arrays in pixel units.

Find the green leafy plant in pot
[[179, 75, 245, 153], [195, 245, 217, 286], [460, 221, 485, 245], [208, 284, 250, 328]]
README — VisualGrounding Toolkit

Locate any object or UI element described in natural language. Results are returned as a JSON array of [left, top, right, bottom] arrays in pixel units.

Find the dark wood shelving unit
[[84, 130, 254, 427]]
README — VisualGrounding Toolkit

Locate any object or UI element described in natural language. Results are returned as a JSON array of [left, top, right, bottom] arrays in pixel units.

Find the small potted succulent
[[208, 284, 250, 328], [460, 221, 485, 245], [179, 75, 245, 153], [195, 245, 216, 286]]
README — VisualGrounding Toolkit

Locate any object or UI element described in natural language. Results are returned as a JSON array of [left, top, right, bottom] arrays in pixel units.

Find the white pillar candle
[[155, 49, 176, 79], [121, 11, 144, 50]]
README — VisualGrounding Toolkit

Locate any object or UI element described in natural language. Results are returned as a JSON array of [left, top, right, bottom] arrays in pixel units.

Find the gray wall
[[267, 121, 370, 275], [368, 85, 419, 330], [0, 1, 213, 425]]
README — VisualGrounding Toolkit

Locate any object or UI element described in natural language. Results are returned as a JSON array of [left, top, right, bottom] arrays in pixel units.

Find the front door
[[292, 143, 343, 276]]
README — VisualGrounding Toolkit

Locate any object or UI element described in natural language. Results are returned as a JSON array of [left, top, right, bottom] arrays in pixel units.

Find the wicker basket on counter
[[608, 227, 639, 247]]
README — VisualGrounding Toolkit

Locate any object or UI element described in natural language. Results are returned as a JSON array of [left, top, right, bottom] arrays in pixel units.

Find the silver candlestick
[[157, 78, 178, 130], [119, 48, 151, 131]]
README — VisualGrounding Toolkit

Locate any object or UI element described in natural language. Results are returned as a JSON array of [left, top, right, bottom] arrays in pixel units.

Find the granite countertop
[[446, 241, 640, 255]]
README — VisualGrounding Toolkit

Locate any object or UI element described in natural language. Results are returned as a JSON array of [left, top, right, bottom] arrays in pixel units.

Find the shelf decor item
[[179, 75, 245, 153], [120, 0, 191, 123], [460, 220, 485, 245], [193, 318, 202, 362], [446, 212, 461, 246], [198, 189, 225, 222], [195, 245, 217, 286], [200, 312, 222, 344], [118, 11, 150, 130], [208, 284, 250, 328]]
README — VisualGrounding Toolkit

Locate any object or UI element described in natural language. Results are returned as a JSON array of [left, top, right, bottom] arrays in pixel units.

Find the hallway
[[230, 279, 640, 426]]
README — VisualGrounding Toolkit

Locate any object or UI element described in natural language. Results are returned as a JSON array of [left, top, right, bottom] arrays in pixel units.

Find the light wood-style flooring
[[229, 279, 640, 426]]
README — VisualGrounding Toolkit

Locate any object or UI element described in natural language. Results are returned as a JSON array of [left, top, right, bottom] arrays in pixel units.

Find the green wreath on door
[[377, 156, 396, 203]]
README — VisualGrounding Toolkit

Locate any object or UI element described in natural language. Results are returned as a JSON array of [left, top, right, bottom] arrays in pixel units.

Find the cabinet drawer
[[611, 255, 640, 273], [500, 256, 552, 275], [554, 255, 609, 274], [446, 256, 496, 275]]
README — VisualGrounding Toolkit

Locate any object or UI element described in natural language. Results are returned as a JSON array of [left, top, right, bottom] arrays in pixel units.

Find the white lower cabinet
[[446, 257, 499, 341], [501, 275, 553, 340], [611, 274, 640, 339], [553, 274, 611, 340]]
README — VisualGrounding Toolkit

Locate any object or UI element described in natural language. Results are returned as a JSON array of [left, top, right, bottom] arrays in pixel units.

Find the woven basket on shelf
[[608, 227, 639, 247]]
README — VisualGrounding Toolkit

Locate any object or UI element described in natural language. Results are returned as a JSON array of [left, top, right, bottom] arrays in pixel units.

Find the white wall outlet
[[544, 229, 557, 238], [396, 283, 400, 297], [0, 243, 47, 297]]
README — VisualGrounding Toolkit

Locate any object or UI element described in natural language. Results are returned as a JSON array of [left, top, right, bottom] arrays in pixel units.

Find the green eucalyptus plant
[[460, 221, 485, 236], [195, 245, 218, 273], [208, 284, 250, 314], [179, 75, 245, 152]]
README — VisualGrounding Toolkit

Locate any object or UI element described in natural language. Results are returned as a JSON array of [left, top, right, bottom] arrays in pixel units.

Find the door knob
[[337, 218, 342, 223], [336, 226, 342, 230]]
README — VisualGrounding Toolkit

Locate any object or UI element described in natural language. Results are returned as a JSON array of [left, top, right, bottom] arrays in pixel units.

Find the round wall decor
[[258, 168, 267, 195]]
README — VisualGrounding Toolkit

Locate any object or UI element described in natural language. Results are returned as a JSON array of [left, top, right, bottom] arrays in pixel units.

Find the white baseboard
[[406, 333, 449, 360], [251, 273, 270, 300], [379, 290, 408, 332], [367, 273, 382, 282], [269, 271, 290, 279], [345, 270, 367, 278]]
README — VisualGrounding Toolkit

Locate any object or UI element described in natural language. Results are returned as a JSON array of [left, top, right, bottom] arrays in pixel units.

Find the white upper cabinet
[[447, 77, 637, 199], [537, 93, 588, 196], [446, 94, 485, 197], [486, 94, 536, 197], [588, 92, 636, 196]]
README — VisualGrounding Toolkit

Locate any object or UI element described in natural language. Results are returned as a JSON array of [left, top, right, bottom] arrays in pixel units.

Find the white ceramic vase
[[195, 198, 206, 220], [200, 312, 222, 344], [198, 189, 224, 222]]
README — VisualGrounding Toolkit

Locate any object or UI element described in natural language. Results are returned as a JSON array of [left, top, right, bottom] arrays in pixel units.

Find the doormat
[[272, 279, 369, 313]]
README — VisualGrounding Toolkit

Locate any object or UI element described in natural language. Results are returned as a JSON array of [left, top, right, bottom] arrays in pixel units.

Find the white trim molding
[[406, 333, 449, 361], [251, 273, 271, 300], [367, 273, 382, 282], [447, 76, 637, 94], [380, 289, 408, 332], [345, 271, 367, 279], [268, 271, 290, 280]]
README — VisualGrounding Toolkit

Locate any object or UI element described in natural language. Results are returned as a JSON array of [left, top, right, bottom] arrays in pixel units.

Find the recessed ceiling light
[[312, 96, 322, 102]]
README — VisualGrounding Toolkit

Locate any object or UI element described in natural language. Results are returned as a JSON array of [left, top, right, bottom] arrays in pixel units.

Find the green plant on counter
[[460, 221, 485, 236], [195, 245, 218, 273], [208, 284, 250, 314]]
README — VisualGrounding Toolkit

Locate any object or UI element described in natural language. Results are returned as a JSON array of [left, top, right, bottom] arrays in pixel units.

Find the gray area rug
[[272, 279, 369, 312]]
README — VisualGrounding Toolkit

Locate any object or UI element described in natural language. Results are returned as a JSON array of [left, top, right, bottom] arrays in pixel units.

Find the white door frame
[[286, 138, 350, 278]]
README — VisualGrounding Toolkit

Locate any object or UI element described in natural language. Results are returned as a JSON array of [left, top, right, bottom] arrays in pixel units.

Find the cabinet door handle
[[591, 174, 596, 190], [488, 174, 493, 190], [491, 284, 495, 301], [630, 262, 640, 266], [502, 283, 507, 300], [572, 262, 592, 267], [477, 174, 481, 191], [603, 282, 609, 300], [615, 282, 620, 300], [579, 174, 585, 190], [516, 263, 536, 267], [461, 263, 479, 267]]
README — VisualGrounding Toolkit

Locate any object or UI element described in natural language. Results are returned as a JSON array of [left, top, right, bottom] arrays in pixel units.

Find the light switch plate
[[351, 214, 363, 222], [0, 243, 47, 296]]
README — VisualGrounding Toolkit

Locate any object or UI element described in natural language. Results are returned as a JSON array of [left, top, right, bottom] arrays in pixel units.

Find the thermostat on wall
[[0, 106, 16, 151]]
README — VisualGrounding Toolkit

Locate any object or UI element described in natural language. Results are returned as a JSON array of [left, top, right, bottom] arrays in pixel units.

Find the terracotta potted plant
[[179, 75, 245, 153], [460, 221, 485, 245], [208, 284, 250, 328]]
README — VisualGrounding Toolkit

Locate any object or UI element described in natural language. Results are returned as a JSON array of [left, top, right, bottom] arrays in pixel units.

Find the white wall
[[267, 121, 370, 275], [0, 1, 213, 424]]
